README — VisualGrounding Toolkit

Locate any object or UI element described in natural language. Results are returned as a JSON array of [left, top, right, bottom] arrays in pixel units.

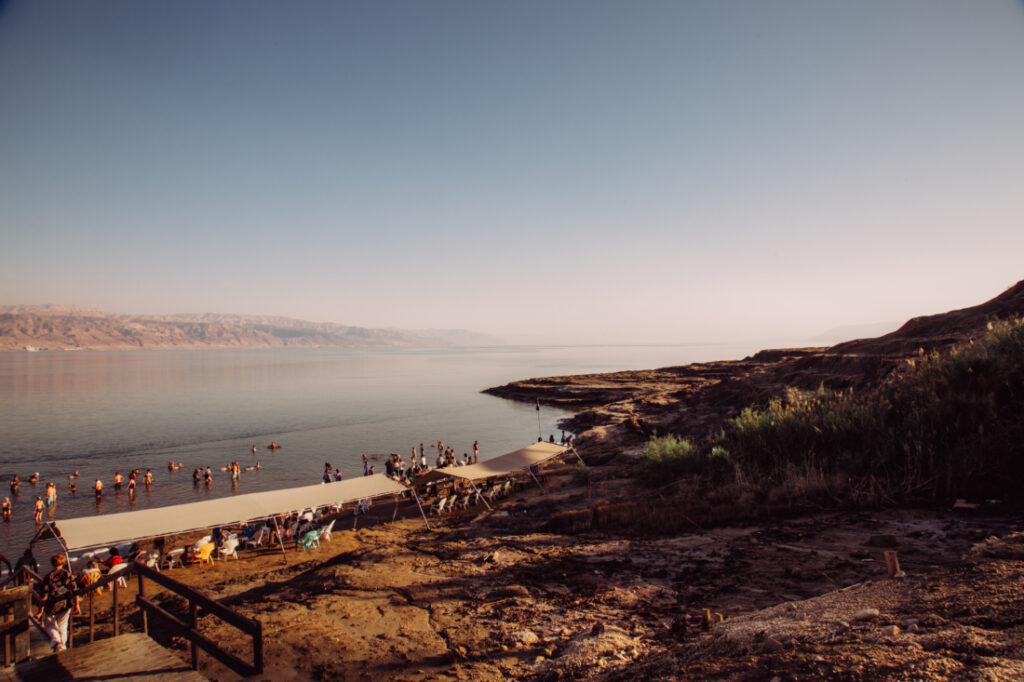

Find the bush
[[715, 318, 1024, 500], [638, 434, 699, 485]]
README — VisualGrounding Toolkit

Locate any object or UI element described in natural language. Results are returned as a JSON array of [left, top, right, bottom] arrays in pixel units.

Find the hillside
[[0, 306, 491, 351], [485, 280, 1024, 453]]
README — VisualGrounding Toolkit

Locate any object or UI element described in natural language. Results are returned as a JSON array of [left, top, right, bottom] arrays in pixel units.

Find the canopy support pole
[[528, 469, 546, 491], [412, 491, 432, 530], [570, 447, 585, 466], [468, 480, 492, 510], [271, 516, 287, 562]]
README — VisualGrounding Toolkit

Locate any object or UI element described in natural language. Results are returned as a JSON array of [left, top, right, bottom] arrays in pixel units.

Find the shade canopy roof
[[45, 474, 408, 552], [414, 441, 570, 488]]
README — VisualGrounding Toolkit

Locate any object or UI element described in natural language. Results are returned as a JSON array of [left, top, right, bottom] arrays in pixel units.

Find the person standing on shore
[[473, 440, 479, 463], [36, 553, 79, 652]]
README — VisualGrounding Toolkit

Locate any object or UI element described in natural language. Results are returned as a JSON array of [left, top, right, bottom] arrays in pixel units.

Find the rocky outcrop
[[485, 280, 1024, 447]]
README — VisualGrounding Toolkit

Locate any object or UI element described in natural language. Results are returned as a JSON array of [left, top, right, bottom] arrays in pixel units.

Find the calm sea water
[[0, 343, 758, 554]]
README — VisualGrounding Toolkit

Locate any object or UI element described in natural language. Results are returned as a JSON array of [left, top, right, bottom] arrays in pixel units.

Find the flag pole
[[536, 398, 542, 441]]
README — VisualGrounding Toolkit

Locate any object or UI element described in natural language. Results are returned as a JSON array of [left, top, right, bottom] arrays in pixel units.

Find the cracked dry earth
[[147, 477, 1024, 681]]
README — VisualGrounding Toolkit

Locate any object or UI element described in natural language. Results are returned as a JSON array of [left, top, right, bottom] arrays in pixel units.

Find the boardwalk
[[0, 633, 208, 682]]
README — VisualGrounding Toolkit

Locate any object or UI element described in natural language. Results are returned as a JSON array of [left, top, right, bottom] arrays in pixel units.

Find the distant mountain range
[[0, 305, 498, 351]]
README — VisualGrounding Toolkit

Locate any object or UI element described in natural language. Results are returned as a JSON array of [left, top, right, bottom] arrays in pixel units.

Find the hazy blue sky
[[1, 1, 1022, 345]]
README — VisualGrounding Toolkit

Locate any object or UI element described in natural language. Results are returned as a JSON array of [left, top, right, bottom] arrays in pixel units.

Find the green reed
[[710, 318, 1024, 500]]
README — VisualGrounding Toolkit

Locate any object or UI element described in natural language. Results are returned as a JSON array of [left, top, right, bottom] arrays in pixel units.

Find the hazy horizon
[[2, 1, 1022, 346]]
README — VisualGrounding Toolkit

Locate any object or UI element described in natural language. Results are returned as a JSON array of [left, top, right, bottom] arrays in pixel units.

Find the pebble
[[763, 638, 784, 653], [853, 608, 880, 621], [881, 625, 901, 636], [907, 623, 920, 633], [515, 629, 540, 645]]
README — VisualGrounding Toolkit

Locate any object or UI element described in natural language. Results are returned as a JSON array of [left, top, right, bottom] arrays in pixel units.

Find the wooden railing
[[132, 563, 263, 677], [0, 558, 263, 677]]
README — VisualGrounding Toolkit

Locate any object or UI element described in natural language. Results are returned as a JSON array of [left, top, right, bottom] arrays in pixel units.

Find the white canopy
[[46, 475, 408, 552], [414, 441, 571, 487]]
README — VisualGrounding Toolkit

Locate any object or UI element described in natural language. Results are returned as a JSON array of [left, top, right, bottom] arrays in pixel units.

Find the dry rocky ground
[[83, 462, 1024, 681]]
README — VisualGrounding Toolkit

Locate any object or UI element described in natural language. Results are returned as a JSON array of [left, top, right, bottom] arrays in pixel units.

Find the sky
[[1, 1, 1022, 346]]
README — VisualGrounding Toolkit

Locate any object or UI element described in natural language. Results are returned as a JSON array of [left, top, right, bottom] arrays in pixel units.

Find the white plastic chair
[[219, 537, 240, 561], [108, 562, 129, 588], [431, 496, 449, 515], [161, 548, 185, 570], [191, 535, 212, 552], [244, 526, 268, 549], [319, 519, 335, 543]]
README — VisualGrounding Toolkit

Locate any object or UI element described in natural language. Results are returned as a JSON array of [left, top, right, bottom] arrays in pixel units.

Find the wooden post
[[138, 572, 148, 636], [253, 617, 263, 674], [0, 585, 31, 665], [112, 580, 120, 636], [88, 592, 95, 643], [885, 551, 901, 578], [189, 600, 198, 669]]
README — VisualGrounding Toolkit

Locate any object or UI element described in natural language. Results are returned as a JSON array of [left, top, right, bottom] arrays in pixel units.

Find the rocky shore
[[484, 280, 1024, 456]]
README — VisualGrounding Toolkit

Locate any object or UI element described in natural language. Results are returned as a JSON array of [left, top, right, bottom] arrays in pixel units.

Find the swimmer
[[94, 479, 103, 498], [10, 476, 19, 494], [266, 442, 280, 450], [73, 470, 79, 478], [33, 496, 43, 523], [2, 496, 10, 521], [144, 470, 153, 486], [168, 461, 175, 471], [113, 472, 123, 490], [251, 444, 257, 454], [28, 472, 38, 484], [256, 462, 261, 470]]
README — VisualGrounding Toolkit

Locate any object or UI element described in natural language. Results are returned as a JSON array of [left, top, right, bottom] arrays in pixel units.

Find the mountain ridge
[[0, 306, 496, 351]]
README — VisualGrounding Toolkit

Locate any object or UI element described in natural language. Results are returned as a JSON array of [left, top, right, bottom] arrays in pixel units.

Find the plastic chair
[[219, 537, 240, 561], [297, 530, 320, 552], [196, 542, 216, 567], [108, 562, 129, 588], [244, 526, 268, 549], [192, 535, 212, 553], [161, 548, 185, 570], [319, 520, 335, 543], [430, 496, 449, 515]]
